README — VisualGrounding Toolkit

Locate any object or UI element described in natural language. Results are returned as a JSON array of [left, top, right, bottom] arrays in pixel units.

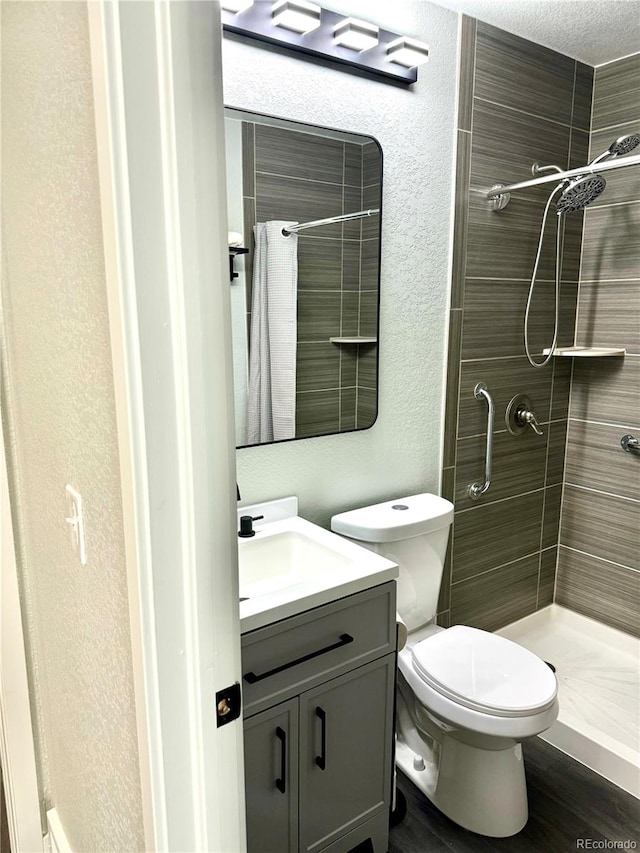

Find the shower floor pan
[[498, 604, 639, 798]]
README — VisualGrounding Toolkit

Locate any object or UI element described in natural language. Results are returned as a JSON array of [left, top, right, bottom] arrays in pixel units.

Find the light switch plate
[[65, 484, 87, 566]]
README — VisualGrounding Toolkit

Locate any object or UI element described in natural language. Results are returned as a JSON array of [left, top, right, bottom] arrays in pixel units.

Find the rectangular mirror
[[224, 108, 382, 448]]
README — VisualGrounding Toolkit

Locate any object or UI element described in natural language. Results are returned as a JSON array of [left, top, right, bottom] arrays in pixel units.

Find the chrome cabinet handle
[[621, 434, 639, 453], [468, 383, 495, 500]]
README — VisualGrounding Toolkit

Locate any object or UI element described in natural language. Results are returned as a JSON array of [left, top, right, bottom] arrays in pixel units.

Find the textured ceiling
[[430, 0, 640, 66]]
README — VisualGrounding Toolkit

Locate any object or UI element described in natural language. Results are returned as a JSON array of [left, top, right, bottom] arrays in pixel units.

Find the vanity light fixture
[[272, 0, 321, 35], [333, 18, 379, 52], [386, 37, 430, 68], [221, 1, 427, 85], [221, 0, 254, 13]]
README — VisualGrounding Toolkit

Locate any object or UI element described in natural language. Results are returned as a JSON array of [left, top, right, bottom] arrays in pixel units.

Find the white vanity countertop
[[237, 504, 398, 634]]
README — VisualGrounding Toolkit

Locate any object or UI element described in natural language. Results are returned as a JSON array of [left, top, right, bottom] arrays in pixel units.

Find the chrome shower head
[[556, 173, 606, 214], [608, 133, 640, 156]]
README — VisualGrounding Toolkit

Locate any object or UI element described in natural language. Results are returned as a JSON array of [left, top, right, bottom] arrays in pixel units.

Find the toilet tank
[[331, 494, 454, 632]]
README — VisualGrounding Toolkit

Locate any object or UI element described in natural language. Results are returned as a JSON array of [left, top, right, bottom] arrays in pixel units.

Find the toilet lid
[[411, 626, 558, 717]]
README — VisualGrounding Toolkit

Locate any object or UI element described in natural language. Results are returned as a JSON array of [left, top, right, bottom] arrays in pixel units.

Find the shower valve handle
[[517, 406, 544, 436]]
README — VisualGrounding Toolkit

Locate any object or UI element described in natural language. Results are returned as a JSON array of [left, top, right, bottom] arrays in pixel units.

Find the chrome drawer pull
[[243, 633, 354, 684]]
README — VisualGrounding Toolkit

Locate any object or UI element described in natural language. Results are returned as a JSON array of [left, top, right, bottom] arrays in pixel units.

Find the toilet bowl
[[331, 494, 559, 838]]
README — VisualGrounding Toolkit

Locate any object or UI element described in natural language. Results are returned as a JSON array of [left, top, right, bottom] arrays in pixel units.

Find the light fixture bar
[[333, 18, 379, 52], [221, 2, 421, 85], [221, 0, 254, 12], [272, 0, 321, 35], [386, 37, 429, 68]]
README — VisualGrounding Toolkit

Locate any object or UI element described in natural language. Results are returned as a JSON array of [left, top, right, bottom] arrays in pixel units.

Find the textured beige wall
[[1, 2, 145, 849]]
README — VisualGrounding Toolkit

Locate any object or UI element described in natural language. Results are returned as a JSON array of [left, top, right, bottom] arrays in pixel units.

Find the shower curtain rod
[[282, 208, 379, 235], [486, 152, 640, 200]]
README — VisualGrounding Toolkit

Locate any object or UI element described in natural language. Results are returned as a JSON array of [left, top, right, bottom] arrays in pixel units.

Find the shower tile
[[296, 342, 340, 393], [356, 386, 377, 429], [545, 419, 568, 486], [362, 141, 382, 188], [357, 343, 377, 388], [580, 202, 640, 281], [342, 240, 360, 291], [256, 173, 343, 239], [570, 356, 640, 429], [442, 466, 456, 503], [474, 22, 575, 127], [360, 238, 380, 291], [297, 237, 342, 290], [571, 63, 594, 132], [568, 129, 590, 171], [457, 16, 477, 132], [588, 122, 640, 207], [255, 123, 344, 184], [242, 196, 256, 305], [359, 290, 378, 337], [341, 291, 359, 337], [362, 184, 381, 240], [340, 387, 357, 431], [560, 209, 584, 283], [443, 310, 462, 467], [344, 143, 362, 188], [242, 121, 255, 197], [471, 98, 572, 206], [538, 547, 557, 608], [296, 390, 340, 437], [454, 429, 548, 510], [591, 53, 640, 132], [542, 484, 562, 550], [450, 552, 539, 632], [438, 534, 452, 614], [462, 279, 577, 360], [452, 490, 544, 581], [564, 419, 640, 501], [297, 290, 341, 342], [556, 546, 640, 637], [560, 485, 640, 570], [340, 346, 358, 387], [576, 280, 640, 355], [343, 185, 362, 240], [450, 130, 471, 310], [550, 358, 572, 421], [466, 193, 560, 281], [458, 357, 553, 438], [436, 610, 451, 629]]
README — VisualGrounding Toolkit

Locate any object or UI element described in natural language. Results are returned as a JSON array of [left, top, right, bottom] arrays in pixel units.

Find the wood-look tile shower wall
[[241, 122, 380, 438], [556, 53, 640, 637], [439, 18, 593, 630]]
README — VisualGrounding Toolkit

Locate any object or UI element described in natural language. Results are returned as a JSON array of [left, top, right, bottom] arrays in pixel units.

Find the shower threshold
[[497, 604, 639, 798]]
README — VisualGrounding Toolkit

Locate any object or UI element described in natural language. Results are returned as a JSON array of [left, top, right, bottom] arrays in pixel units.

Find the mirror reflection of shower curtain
[[247, 221, 298, 444]]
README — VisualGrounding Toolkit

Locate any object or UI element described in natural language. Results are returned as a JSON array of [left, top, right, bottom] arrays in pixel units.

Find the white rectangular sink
[[237, 499, 398, 633]]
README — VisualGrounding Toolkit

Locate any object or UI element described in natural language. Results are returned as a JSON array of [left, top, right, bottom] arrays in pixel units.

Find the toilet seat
[[411, 625, 557, 717]]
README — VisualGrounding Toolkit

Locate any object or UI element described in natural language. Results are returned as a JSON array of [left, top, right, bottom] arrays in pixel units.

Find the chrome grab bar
[[468, 383, 495, 501]]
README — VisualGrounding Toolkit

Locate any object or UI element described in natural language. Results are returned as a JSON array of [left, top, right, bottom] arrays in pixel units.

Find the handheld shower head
[[555, 173, 606, 214], [589, 132, 640, 166]]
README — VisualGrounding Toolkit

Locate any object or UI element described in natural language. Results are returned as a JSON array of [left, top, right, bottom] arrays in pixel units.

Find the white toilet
[[331, 493, 558, 838]]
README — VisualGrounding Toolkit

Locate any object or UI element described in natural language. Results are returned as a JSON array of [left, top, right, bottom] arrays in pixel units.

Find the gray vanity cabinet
[[244, 699, 299, 853], [241, 582, 397, 853]]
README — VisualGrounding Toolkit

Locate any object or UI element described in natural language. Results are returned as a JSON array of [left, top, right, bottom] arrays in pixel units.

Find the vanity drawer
[[241, 581, 396, 718]]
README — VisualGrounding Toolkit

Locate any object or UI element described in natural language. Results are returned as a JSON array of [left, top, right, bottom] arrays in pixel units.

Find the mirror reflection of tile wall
[[240, 120, 380, 441]]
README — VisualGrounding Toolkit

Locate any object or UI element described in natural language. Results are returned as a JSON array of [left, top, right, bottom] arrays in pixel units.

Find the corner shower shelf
[[543, 346, 626, 357], [329, 336, 377, 344]]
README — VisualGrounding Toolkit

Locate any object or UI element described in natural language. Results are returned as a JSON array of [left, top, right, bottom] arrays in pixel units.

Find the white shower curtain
[[246, 221, 298, 444]]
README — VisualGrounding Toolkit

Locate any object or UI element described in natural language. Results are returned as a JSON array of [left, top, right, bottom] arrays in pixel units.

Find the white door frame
[[88, 1, 245, 850], [0, 414, 43, 853]]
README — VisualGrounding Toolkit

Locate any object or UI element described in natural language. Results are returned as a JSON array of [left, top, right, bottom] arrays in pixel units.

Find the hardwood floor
[[389, 737, 640, 852]]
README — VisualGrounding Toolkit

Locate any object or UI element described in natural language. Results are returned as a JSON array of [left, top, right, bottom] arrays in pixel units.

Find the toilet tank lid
[[331, 493, 454, 543]]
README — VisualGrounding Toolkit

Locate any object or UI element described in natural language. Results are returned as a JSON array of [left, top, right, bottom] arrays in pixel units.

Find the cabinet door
[[298, 654, 395, 853], [244, 699, 299, 853]]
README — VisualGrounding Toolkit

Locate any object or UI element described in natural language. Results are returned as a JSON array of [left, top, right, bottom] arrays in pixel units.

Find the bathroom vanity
[[242, 582, 396, 853], [237, 499, 398, 853]]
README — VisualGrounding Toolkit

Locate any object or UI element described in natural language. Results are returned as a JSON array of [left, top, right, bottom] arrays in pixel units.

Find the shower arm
[[486, 152, 640, 202]]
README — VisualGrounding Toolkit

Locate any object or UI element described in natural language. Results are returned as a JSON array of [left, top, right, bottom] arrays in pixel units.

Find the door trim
[[88, 1, 245, 849]]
